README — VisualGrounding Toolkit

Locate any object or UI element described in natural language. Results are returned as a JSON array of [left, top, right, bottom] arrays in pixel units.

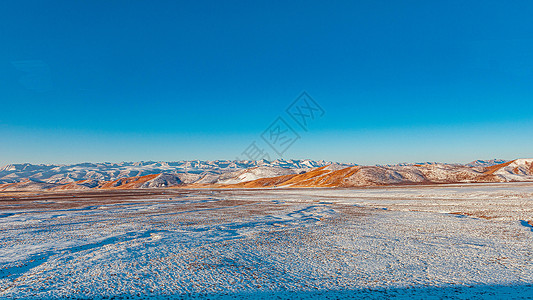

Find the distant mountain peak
[[466, 159, 509, 167]]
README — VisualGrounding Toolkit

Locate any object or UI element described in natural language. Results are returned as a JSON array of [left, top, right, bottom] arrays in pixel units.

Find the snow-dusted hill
[[214, 160, 533, 188], [0, 160, 343, 188], [1, 159, 533, 191], [492, 158, 533, 181]]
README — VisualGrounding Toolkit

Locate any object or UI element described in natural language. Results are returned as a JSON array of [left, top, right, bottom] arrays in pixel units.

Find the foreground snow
[[0, 183, 532, 299]]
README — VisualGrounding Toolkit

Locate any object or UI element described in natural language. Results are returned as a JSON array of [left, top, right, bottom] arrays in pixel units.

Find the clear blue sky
[[1, 0, 533, 166]]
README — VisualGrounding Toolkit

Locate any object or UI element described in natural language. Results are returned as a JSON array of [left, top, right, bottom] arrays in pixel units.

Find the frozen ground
[[0, 183, 532, 299]]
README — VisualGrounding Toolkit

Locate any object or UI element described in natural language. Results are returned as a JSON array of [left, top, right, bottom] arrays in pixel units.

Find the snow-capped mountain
[[1, 159, 532, 191], [0, 159, 343, 186], [466, 159, 510, 168], [213, 160, 533, 188]]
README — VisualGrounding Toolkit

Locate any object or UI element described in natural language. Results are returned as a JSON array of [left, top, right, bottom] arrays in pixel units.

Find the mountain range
[[1, 159, 532, 191]]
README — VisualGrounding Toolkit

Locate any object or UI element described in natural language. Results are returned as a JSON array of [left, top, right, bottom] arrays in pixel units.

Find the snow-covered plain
[[1, 183, 532, 299]]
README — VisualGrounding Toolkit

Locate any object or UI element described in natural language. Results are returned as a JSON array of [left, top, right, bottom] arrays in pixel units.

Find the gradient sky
[[1, 0, 533, 166]]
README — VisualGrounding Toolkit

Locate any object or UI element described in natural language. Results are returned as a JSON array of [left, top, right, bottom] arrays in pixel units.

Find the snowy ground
[[0, 183, 532, 299]]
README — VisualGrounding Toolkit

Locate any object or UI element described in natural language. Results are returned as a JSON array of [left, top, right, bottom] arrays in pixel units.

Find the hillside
[[1, 159, 532, 191]]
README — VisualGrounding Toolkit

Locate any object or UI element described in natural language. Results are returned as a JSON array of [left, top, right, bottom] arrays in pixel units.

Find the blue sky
[[1, 0, 533, 166]]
